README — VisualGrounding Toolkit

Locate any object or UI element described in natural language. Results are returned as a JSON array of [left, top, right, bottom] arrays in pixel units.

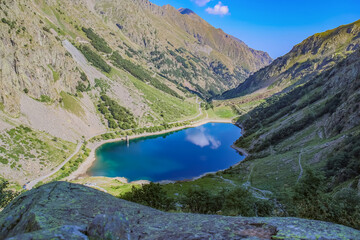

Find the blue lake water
[[89, 123, 244, 182]]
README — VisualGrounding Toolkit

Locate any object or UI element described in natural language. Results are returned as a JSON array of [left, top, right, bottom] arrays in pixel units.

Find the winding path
[[297, 149, 304, 183], [219, 176, 236, 186], [169, 97, 203, 124], [25, 142, 83, 190]]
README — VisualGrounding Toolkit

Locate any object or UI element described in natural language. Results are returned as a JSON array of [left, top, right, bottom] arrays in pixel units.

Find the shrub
[[111, 52, 182, 99], [40, 95, 51, 103], [325, 134, 360, 183], [0, 157, 8, 165], [76, 82, 87, 92], [94, 78, 110, 93], [290, 168, 360, 229], [222, 187, 256, 216], [1, 18, 16, 29], [0, 180, 19, 208], [78, 45, 111, 73], [98, 94, 137, 130], [120, 183, 175, 211], [42, 26, 50, 33], [82, 27, 112, 54], [181, 188, 223, 214], [180, 187, 274, 216]]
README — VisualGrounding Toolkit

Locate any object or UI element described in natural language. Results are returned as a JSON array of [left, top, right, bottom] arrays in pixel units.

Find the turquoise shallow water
[[89, 123, 244, 182]]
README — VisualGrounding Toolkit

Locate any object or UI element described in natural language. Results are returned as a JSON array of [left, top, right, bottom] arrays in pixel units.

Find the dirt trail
[[219, 176, 236, 186], [297, 149, 304, 183], [169, 97, 203, 124], [25, 143, 83, 190]]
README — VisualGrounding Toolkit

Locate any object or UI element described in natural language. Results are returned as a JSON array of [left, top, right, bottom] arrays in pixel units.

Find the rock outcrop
[[0, 182, 359, 239]]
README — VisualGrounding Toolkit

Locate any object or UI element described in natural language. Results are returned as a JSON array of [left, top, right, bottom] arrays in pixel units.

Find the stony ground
[[0, 182, 359, 239]]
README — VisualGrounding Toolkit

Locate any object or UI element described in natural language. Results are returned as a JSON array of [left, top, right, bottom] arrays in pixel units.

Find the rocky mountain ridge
[[220, 19, 360, 99], [0, 0, 271, 115], [1, 182, 359, 239], [94, 0, 272, 95]]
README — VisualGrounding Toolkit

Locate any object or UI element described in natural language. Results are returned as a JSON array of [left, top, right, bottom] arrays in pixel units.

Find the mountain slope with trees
[[0, 0, 270, 185]]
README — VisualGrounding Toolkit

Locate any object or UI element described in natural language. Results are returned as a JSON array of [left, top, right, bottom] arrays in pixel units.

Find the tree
[[0, 180, 18, 208], [120, 183, 174, 211], [108, 119, 118, 129], [222, 187, 255, 216], [291, 168, 332, 220], [181, 188, 223, 214]]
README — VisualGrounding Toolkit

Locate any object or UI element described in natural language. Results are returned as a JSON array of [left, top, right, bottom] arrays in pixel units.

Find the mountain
[[1, 181, 359, 239], [0, 0, 272, 115], [159, 22, 360, 230], [0, 0, 271, 184], [94, 0, 272, 96], [1, 0, 359, 234], [217, 49, 360, 229], [220, 19, 360, 99], [178, 8, 195, 15]]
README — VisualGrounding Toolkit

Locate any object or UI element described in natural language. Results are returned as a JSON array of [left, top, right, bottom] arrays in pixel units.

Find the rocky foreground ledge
[[0, 182, 359, 240]]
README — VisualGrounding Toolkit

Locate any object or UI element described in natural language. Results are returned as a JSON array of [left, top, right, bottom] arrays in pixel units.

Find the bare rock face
[[0, 0, 81, 115], [0, 182, 359, 240], [87, 213, 130, 240]]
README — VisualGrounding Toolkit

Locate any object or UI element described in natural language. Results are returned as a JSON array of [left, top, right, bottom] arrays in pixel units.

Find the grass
[[112, 68, 198, 124], [60, 91, 84, 117], [162, 174, 240, 199], [37, 95, 51, 103], [0, 126, 76, 184], [47, 64, 60, 82], [206, 106, 237, 119], [214, 93, 268, 118], [37, 0, 78, 39], [71, 174, 241, 201], [71, 177, 140, 196], [48, 145, 90, 182], [230, 111, 353, 193]]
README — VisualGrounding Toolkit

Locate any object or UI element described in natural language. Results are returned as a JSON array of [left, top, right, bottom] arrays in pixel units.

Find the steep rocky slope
[[221, 19, 360, 99], [1, 182, 359, 239], [94, 0, 272, 96], [0, 0, 272, 185], [227, 49, 360, 200]]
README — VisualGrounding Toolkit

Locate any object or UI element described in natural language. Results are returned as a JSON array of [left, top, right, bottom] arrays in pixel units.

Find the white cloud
[[208, 136, 221, 149], [194, 0, 211, 7], [206, 2, 229, 16], [185, 127, 221, 149]]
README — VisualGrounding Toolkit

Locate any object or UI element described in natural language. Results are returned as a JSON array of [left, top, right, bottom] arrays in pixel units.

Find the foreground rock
[[0, 182, 359, 239]]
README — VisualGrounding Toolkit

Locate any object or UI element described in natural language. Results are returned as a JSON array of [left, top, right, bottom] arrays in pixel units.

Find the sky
[[150, 0, 360, 59]]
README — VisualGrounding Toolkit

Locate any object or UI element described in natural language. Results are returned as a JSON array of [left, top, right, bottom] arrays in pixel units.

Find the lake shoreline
[[158, 144, 248, 184], [67, 118, 236, 181]]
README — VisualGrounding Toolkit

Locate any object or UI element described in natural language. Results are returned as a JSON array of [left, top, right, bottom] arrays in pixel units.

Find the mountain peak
[[178, 8, 196, 15]]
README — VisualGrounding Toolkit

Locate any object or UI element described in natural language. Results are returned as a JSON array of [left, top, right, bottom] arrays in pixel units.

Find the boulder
[[0, 182, 359, 240]]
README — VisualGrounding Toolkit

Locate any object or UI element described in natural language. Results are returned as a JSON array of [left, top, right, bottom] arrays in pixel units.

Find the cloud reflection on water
[[185, 126, 221, 149]]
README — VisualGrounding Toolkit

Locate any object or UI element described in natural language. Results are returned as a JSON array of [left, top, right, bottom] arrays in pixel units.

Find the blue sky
[[151, 0, 360, 59]]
